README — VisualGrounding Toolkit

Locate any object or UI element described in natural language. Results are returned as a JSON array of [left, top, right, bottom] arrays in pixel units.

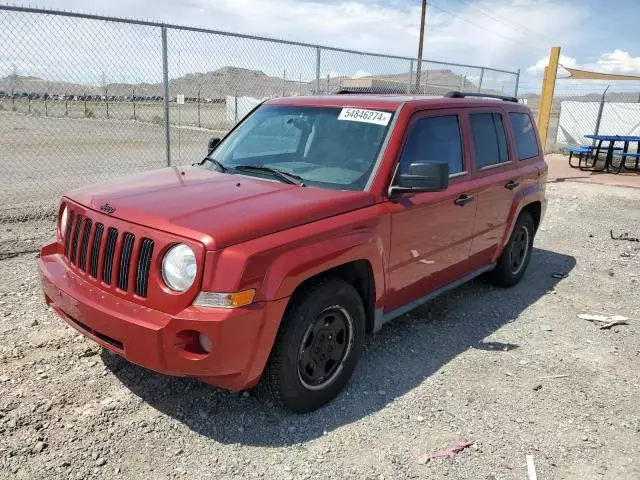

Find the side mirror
[[208, 137, 221, 152], [390, 162, 449, 195]]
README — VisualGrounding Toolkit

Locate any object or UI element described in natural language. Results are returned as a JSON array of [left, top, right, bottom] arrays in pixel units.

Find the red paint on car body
[[38, 94, 547, 391]]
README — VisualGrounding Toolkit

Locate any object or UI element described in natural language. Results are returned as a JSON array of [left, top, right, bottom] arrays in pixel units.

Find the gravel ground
[[1, 181, 639, 480]]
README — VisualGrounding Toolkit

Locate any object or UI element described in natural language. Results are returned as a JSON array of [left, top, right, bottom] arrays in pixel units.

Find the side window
[[509, 112, 539, 160], [398, 115, 463, 176], [469, 113, 509, 168]]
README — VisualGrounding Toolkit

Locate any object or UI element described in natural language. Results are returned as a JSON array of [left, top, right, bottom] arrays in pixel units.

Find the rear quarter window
[[469, 113, 509, 168], [509, 112, 540, 160]]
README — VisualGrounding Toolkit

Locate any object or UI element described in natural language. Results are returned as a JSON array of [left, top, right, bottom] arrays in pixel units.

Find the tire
[[488, 212, 535, 287], [261, 277, 365, 413]]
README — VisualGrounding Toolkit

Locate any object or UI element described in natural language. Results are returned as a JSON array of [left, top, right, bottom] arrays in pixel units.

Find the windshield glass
[[204, 104, 395, 190]]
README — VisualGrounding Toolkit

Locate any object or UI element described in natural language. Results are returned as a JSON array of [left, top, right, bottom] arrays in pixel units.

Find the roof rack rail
[[334, 86, 409, 95], [445, 91, 519, 103]]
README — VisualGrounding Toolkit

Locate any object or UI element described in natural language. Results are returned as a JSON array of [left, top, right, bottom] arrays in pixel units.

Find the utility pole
[[414, 0, 427, 93]]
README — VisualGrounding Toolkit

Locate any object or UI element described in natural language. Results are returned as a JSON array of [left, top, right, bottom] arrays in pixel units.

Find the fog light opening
[[174, 330, 211, 358], [198, 333, 213, 353]]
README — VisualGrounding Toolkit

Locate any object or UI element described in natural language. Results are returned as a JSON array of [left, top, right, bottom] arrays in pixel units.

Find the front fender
[[263, 229, 386, 303]]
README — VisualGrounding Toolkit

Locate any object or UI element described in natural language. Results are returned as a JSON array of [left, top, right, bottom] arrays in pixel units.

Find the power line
[[427, 1, 544, 50], [456, 0, 555, 47]]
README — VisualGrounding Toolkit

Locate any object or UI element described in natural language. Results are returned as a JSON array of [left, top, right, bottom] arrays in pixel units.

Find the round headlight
[[162, 244, 197, 292], [60, 204, 68, 238]]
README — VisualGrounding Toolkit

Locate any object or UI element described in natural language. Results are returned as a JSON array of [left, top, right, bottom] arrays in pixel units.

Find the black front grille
[[102, 228, 118, 285], [117, 233, 135, 291], [69, 215, 83, 264], [135, 239, 154, 297], [62, 209, 156, 299], [89, 223, 104, 278], [78, 219, 92, 271]]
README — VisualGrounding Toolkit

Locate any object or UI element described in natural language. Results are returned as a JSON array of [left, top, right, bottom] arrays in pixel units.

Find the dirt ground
[[1, 180, 639, 480]]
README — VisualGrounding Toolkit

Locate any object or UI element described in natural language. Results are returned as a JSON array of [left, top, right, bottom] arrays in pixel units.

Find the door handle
[[454, 194, 475, 206], [505, 180, 520, 190]]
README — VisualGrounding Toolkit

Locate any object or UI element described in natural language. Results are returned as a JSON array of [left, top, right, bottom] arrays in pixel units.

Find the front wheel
[[261, 278, 365, 412], [488, 212, 535, 287]]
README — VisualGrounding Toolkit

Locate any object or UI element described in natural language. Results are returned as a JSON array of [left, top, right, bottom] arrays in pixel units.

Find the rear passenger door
[[466, 109, 521, 269]]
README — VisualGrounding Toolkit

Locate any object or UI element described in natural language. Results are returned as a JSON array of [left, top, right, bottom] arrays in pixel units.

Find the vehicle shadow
[[103, 247, 575, 447]]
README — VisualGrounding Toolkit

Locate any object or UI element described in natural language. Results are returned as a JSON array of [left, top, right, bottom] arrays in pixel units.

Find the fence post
[[161, 25, 171, 167], [407, 60, 414, 94], [282, 70, 286, 97], [459, 75, 466, 91], [197, 85, 201, 127], [315, 47, 321, 95], [593, 85, 610, 144], [514, 68, 521, 97], [234, 95, 238, 123], [477, 68, 484, 92]]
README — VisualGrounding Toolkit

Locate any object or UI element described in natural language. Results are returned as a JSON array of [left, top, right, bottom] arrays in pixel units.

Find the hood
[[67, 166, 374, 250]]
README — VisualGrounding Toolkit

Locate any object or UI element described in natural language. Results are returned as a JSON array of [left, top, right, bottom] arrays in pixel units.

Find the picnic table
[[584, 134, 640, 173]]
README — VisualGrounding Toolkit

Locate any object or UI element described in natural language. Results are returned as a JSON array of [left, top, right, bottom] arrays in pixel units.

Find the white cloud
[[527, 55, 578, 74], [527, 49, 640, 76], [27, 0, 592, 73], [596, 49, 640, 74]]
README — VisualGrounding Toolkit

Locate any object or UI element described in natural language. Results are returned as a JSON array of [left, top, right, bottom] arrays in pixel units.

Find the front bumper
[[38, 241, 289, 390]]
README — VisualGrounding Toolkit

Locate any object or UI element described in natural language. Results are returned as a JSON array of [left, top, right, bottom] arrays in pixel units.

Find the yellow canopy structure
[[560, 66, 640, 81]]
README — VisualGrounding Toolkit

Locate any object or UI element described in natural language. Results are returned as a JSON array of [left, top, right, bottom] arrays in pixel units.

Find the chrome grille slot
[[78, 219, 93, 271], [135, 239, 154, 297], [117, 233, 135, 291], [69, 215, 83, 264], [102, 228, 118, 285], [89, 223, 104, 278]]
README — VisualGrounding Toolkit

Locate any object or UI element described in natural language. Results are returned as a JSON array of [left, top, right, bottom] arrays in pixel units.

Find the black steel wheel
[[297, 306, 353, 390], [488, 212, 535, 287], [509, 224, 531, 276], [261, 277, 365, 412]]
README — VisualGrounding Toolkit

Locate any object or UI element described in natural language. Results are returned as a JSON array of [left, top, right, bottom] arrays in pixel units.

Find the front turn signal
[[193, 289, 256, 308]]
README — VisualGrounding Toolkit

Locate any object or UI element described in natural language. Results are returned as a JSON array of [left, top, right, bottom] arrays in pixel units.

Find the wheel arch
[[285, 259, 377, 334]]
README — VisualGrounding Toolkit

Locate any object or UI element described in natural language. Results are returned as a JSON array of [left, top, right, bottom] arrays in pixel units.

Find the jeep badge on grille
[[99, 203, 116, 214]]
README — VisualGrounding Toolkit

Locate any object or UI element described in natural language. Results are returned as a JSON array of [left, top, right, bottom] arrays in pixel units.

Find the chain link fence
[[0, 5, 519, 257], [548, 88, 640, 153]]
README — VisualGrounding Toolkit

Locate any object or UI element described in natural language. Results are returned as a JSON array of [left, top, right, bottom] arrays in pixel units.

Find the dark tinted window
[[399, 115, 463, 176], [509, 112, 539, 160], [470, 113, 509, 168]]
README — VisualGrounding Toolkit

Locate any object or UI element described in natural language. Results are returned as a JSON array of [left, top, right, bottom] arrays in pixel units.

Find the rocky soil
[[1, 181, 639, 479]]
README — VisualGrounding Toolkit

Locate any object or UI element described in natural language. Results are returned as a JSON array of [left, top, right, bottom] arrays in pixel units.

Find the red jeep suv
[[38, 91, 547, 412]]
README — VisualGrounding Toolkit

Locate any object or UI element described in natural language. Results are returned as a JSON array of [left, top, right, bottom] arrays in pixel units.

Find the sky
[[2, 0, 640, 95]]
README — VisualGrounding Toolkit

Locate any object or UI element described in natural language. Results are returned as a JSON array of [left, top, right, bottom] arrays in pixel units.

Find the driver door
[[385, 111, 477, 312]]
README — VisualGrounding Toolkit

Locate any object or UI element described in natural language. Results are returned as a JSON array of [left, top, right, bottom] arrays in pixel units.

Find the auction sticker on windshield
[[338, 108, 391, 126]]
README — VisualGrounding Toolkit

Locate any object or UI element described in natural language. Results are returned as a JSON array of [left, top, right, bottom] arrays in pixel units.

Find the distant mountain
[[0, 67, 480, 99]]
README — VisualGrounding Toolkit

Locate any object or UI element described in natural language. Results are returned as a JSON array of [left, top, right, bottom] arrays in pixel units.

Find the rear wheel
[[488, 212, 535, 287], [261, 278, 365, 412]]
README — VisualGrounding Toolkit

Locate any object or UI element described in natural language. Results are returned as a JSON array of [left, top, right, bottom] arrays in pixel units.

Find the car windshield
[[203, 104, 395, 190]]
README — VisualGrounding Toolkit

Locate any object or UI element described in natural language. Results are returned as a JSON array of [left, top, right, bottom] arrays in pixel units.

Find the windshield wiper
[[233, 165, 306, 186], [196, 157, 226, 172]]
